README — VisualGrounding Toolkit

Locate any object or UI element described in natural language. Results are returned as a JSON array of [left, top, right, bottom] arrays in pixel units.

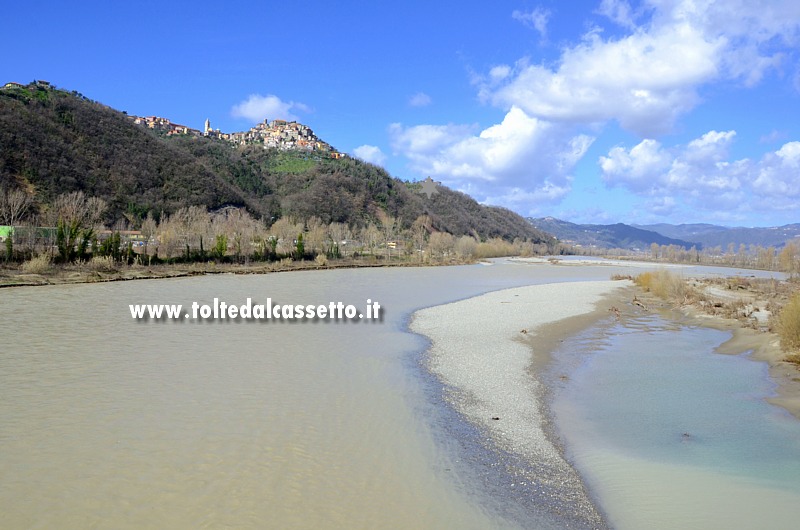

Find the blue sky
[[4, 0, 800, 227]]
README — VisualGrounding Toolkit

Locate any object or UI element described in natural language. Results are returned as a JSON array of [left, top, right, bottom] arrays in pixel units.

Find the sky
[[4, 0, 800, 227]]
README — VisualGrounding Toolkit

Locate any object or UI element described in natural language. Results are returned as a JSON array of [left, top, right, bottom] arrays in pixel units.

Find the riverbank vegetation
[[778, 293, 800, 363], [562, 240, 800, 275], [631, 270, 800, 363], [0, 189, 553, 287]]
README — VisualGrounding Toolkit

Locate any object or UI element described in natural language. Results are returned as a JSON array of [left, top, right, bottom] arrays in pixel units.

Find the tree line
[[560, 240, 800, 276], [1, 190, 552, 267]]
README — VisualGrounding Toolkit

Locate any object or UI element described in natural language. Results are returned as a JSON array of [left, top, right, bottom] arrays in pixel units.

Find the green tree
[[56, 218, 93, 263], [5, 233, 12, 262], [327, 241, 341, 259], [213, 234, 227, 260]]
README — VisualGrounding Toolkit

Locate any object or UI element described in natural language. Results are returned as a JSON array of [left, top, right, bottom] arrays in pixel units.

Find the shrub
[[778, 292, 800, 353], [84, 255, 117, 272], [473, 237, 517, 259], [21, 254, 52, 274], [314, 253, 328, 267], [454, 235, 477, 260], [634, 270, 686, 300]]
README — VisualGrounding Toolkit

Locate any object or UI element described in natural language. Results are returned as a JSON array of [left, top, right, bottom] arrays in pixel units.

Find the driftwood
[[632, 295, 649, 311]]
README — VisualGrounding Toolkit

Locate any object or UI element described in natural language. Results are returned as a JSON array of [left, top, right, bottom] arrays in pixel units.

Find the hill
[[0, 81, 548, 242], [635, 223, 800, 249], [529, 217, 697, 250]]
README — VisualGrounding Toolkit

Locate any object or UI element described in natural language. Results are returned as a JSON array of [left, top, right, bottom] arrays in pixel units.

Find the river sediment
[[411, 280, 629, 528]]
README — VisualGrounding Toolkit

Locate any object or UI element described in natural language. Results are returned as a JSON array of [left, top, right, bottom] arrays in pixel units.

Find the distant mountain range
[[528, 217, 697, 250], [633, 223, 800, 249], [529, 217, 800, 251]]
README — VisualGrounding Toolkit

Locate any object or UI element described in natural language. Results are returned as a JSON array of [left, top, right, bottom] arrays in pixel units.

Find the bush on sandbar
[[778, 292, 800, 355], [634, 270, 687, 300]]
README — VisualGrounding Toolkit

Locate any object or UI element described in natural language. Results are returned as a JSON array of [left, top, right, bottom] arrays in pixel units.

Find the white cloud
[[489, 65, 511, 82], [600, 131, 800, 217], [479, 1, 800, 136], [388, 122, 477, 158], [600, 139, 672, 190], [231, 94, 310, 123], [601, 130, 742, 195], [388, 1, 800, 222], [512, 8, 551, 38], [596, 0, 638, 29], [352, 145, 387, 167], [482, 24, 720, 135], [646, 196, 677, 216], [759, 130, 786, 144], [408, 92, 432, 107], [390, 107, 594, 212], [752, 141, 800, 209], [690, 0, 800, 85]]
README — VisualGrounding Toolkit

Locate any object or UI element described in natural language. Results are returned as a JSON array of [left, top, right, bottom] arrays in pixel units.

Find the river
[[0, 259, 794, 528]]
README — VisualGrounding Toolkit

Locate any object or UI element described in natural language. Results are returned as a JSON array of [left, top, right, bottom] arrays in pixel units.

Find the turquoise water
[[552, 315, 800, 529]]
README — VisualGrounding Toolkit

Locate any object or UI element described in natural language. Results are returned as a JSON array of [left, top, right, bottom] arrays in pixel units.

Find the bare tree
[[326, 222, 352, 257], [0, 187, 33, 226], [758, 246, 776, 270], [412, 215, 432, 254], [377, 211, 397, 248], [46, 191, 107, 229], [428, 232, 455, 260], [165, 206, 211, 257], [156, 214, 180, 259], [140, 213, 158, 260], [269, 217, 303, 255], [219, 207, 261, 261], [454, 235, 477, 260], [361, 223, 382, 256], [779, 241, 800, 277], [300, 216, 326, 256], [42, 192, 109, 262]]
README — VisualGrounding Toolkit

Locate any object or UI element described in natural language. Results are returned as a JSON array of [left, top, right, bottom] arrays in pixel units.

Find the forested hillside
[[0, 81, 548, 242]]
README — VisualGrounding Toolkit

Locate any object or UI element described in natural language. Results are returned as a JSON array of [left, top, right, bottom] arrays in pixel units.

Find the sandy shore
[[410, 280, 628, 528]]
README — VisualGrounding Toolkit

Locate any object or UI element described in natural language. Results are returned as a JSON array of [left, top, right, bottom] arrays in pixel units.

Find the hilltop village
[[128, 114, 344, 157], [1, 80, 344, 157]]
